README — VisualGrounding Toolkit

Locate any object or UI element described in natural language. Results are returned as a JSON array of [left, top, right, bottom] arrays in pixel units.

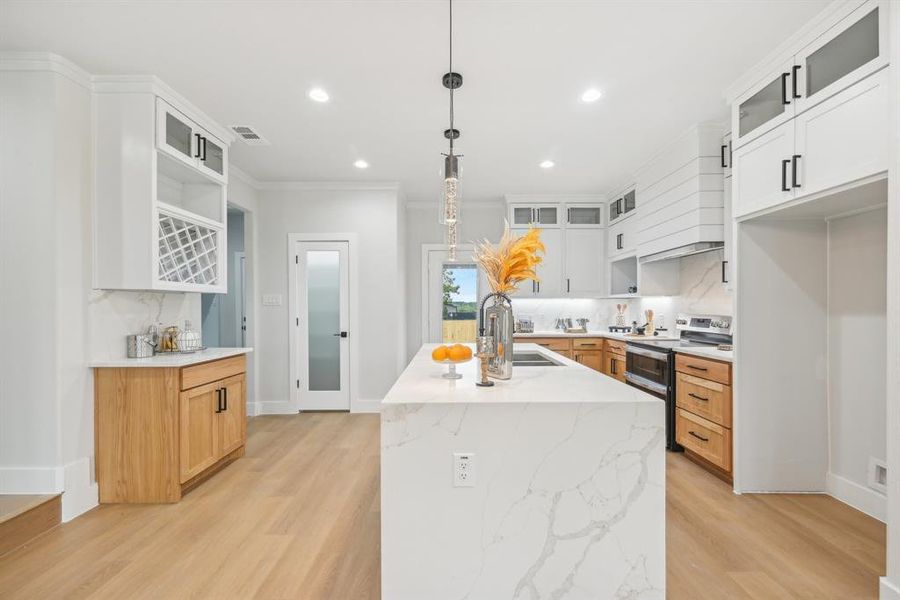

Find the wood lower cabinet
[[96, 354, 247, 503], [513, 335, 632, 381], [604, 339, 626, 382], [674, 353, 733, 480], [574, 349, 603, 372]]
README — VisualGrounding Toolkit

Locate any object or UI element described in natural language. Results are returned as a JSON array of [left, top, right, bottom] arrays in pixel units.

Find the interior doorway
[[201, 206, 247, 348]]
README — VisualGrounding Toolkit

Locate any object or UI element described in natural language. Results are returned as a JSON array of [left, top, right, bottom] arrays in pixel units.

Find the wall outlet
[[868, 456, 887, 494], [453, 452, 476, 488], [262, 294, 283, 306]]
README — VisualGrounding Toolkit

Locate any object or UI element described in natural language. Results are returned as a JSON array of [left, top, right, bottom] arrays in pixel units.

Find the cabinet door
[[565, 229, 604, 295], [534, 205, 560, 228], [793, 69, 887, 200], [609, 198, 622, 223], [721, 133, 733, 179], [218, 374, 246, 456], [605, 353, 626, 381], [722, 175, 733, 291], [731, 120, 795, 218], [196, 130, 228, 184], [622, 189, 636, 216], [156, 99, 199, 170], [509, 205, 535, 226], [794, 4, 885, 115], [575, 350, 603, 372], [566, 204, 604, 228], [732, 60, 795, 149], [179, 382, 220, 483], [534, 228, 563, 297]]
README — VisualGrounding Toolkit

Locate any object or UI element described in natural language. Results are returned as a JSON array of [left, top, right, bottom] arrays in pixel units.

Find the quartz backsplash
[[512, 249, 733, 333]]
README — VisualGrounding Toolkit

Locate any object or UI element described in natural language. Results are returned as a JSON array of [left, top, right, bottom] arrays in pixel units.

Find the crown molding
[[503, 193, 606, 203], [406, 200, 504, 210], [255, 180, 402, 192], [0, 51, 92, 90], [229, 164, 263, 189]]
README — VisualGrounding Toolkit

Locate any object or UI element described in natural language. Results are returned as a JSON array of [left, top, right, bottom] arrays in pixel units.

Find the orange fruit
[[432, 346, 449, 361], [448, 344, 472, 362]]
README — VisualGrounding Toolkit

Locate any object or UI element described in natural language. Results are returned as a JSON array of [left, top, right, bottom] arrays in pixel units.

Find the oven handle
[[624, 372, 668, 396], [626, 345, 670, 361]]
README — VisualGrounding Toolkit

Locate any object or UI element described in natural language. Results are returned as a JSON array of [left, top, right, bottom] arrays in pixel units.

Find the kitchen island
[[381, 343, 665, 600]]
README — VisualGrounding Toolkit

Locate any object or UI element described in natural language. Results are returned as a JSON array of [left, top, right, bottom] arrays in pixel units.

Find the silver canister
[[127, 334, 156, 358], [480, 296, 514, 380]]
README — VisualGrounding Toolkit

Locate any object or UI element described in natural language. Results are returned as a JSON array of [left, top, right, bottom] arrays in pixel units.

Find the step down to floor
[[0, 494, 61, 557]]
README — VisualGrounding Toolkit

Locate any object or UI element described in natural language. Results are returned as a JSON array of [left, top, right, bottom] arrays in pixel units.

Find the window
[[442, 264, 478, 343]]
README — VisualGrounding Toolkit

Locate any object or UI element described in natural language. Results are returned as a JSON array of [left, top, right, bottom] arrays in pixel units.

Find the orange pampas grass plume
[[474, 222, 545, 295]]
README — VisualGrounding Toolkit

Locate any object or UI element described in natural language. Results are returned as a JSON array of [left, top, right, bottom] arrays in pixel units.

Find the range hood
[[639, 241, 724, 264]]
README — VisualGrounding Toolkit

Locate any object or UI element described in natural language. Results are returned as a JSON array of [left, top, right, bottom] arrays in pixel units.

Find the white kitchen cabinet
[[608, 188, 636, 224], [565, 203, 604, 228], [511, 227, 564, 297], [793, 68, 887, 199], [157, 99, 228, 185], [731, 120, 795, 219], [732, 59, 796, 149], [608, 208, 638, 258], [94, 78, 233, 293], [508, 204, 560, 228], [564, 229, 604, 295], [722, 164, 733, 291], [721, 133, 732, 179]]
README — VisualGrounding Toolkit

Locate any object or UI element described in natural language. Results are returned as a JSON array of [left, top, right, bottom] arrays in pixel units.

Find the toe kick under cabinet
[[95, 355, 247, 503]]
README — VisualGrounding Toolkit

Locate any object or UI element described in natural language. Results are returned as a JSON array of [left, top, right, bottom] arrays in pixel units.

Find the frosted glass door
[[156, 99, 198, 169], [295, 241, 350, 410]]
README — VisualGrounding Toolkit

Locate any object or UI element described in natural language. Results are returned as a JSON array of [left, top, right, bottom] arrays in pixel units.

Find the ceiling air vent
[[231, 125, 270, 146]]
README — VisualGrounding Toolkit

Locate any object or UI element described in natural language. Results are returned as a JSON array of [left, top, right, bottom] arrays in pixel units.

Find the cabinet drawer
[[518, 338, 572, 352], [676, 372, 732, 428], [675, 353, 731, 385], [676, 409, 732, 472], [573, 338, 604, 350], [604, 339, 627, 357], [181, 355, 246, 391]]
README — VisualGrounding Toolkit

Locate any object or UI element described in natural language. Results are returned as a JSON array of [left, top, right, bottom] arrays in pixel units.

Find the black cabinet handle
[[201, 137, 207, 161], [792, 154, 801, 188], [566, 278, 570, 293], [616, 233, 623, 250], [686, 364, 708, 372], [722, 260, 728, 284], [781, 72, 791, 105], [689, 431, 709, 443], [610, 358, 616, 375], [223, 386, 228, 411], [215, 388, 223, 413], [688, 392, 710, 402], [194, 133, 202, 158], [720, 145, 728, 168], [791, 65, 802, 99], [781, 159, 791, 192], [536, 281, 540, 293], [567, 208, 572, 223]]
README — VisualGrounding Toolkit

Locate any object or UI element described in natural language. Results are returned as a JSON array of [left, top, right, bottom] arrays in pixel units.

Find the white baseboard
[[0, 466, 63, 494], [826, 471, 886, 522], [246, 401, 262, 417], [61, 457, 98, 522], [352, 398, 382, 414], [881, 577, 900, 600], [258, 400, 297, 415]]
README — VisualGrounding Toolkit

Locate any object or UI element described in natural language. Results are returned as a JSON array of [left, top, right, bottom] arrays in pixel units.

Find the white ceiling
[[1, 0, 828, 202]]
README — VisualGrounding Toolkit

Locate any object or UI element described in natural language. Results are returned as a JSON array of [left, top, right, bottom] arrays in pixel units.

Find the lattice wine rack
[[157, 212, 220, 286]]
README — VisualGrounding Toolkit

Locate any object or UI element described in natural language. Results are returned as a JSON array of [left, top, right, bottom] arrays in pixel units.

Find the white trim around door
[[288, 233, 359, 412]]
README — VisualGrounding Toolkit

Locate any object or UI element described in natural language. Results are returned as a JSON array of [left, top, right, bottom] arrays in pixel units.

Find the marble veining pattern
[[381, 349, 665, 600]]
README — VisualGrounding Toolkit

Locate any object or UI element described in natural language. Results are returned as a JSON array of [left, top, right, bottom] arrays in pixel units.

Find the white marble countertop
[[383, 343, 659, 406], [514, 330, 679, 341], [90, 347, 253, 368], [674, 345, 733, 363]]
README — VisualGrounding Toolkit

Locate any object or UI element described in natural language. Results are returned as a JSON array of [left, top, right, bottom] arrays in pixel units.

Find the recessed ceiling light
[[308, 87, 330, 103], [354, 159, 369, 169], [540, 160, 555, 169], [581, 88, 603, 103]]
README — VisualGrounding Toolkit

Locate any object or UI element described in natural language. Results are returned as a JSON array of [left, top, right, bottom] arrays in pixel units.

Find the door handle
[[223, 386, 228, 411], [688, 392, 709, 402], [791, 65, 801, 99], [194, 133, 202, 158], [721, 260, 728, 284], [566, 278, 570, 293], [201, 136, 207, 161], [720, 144, 727, 168], [689, 431, 709, 443], [781, 159, 791, 192], [791, 154, 801, 188], [215, 388, 223, 413], [332, 331, 348, 338], [781, 72, 791, 105]]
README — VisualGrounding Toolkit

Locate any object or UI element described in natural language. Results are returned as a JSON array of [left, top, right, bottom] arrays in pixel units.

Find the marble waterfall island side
[[381, 343, 665, 600]]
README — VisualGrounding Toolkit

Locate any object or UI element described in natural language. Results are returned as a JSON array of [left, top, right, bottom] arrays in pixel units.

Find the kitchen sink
[[512, 352, 563, 367]]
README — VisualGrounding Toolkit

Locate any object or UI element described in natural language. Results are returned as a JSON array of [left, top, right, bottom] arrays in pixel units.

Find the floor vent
[[231, 125, 270, 146]]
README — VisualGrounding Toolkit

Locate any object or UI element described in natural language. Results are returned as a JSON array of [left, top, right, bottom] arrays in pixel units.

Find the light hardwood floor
[[0, 414, 884, 599]]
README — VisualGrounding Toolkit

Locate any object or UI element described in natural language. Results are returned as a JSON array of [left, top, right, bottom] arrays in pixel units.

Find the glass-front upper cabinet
[[793, 4, 885, 113], [565, 204, 603, 228], [609, 197, 622, 223], [733, 59, 795, 147], [507, 204, 560, 228], [197, 134, 227, 182], [157, 100, 198, 170], [622, 189, 636, 215]]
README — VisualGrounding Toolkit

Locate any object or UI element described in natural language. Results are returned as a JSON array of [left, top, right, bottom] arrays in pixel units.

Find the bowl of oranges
[[431, 343, 474, 379]]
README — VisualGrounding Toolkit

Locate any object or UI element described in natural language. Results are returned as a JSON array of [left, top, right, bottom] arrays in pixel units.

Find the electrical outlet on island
[[453, 452, 475, 487]]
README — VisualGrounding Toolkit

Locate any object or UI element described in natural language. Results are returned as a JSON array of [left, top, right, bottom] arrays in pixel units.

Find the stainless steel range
[[624, 313, 732, 451]]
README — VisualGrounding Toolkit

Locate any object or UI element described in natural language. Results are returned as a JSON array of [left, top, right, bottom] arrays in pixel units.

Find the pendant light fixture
[[440, 0, 462, 261]]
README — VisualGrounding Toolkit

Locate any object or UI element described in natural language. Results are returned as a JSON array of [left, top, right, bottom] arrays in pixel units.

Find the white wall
[[257, 186, 403, 412], [827, 208, 887, 520], [404, 202, 505, 360]]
